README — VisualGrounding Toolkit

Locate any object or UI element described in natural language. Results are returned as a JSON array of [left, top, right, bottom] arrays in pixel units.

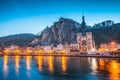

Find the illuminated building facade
[[77, 16, 95, 53]]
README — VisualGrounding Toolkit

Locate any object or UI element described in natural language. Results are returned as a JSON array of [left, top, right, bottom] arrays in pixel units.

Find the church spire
[[81, 15, 86, 36], [82, 15, 86, 26], [82, 15, 84, 21]]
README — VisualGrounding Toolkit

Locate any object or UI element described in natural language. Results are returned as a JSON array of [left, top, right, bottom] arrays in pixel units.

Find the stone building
[[77, 16, 95, 53], [94, 20, 114, 27]]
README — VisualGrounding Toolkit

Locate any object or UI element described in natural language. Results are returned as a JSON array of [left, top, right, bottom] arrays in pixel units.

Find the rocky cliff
[[31, 18, 84, 46]]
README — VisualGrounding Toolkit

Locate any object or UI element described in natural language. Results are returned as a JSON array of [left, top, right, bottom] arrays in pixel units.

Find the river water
[[0, 56, 119, 80]]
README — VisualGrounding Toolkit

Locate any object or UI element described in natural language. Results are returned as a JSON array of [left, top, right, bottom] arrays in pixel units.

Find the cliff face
[[32, 18, 120, 46], [37, 18, 82, 45]]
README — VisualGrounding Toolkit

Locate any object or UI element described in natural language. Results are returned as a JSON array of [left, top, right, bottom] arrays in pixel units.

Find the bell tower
[[81, 15, 86, 36], [77, 15, 96, 53]]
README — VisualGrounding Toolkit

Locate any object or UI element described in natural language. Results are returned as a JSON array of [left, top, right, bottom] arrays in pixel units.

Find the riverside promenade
[[0, 53, 120, 58]]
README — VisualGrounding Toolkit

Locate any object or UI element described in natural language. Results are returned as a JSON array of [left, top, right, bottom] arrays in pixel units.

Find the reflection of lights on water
[[88, 57, 91, 63], [61, 57, 66, 72], [37, 56, 42, 71], [107, 60, 120, 80], [15, 56, 20, 75], [48, 56, 53, 73], [91, 58, 98, 72], [99, 59, 105, 70], [26, 56, 31, 70], [15, 56, 20, 69], [3, 55, 8, 78], [4, 56, 8, 71]]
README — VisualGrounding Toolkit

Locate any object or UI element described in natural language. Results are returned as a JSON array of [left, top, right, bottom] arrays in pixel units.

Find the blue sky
[[0, 0, 120, 37]]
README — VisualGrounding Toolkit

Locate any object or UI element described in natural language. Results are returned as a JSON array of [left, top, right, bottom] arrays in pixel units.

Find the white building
[[70, 43, 79, 52], [94, 20, 114, 27], [10, 44, 19, 50], [64, 43, 70, 52], [56, 44, 64, 50], [43, 45, 54, 53]]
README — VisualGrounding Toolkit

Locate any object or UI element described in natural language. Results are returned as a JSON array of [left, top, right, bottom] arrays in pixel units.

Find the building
[[77, 16, 96, 53], [99, 41, 120, 52], [56, 44, 64, 50], [70, 43, 79, 52], [10, 44, 19, 50], [64, 42, 70, 52], [94, 20, 114, 27]]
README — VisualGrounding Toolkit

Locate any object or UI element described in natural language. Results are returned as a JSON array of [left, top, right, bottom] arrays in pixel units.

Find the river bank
[[0, 54, 120, 58]]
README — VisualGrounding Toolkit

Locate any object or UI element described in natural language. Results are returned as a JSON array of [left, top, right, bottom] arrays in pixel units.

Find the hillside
[[89, 23, 120, 46], [0, 33, 37, 46]]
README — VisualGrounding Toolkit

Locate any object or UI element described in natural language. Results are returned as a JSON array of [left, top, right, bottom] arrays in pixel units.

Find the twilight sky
[[0, 0, 120, 37]]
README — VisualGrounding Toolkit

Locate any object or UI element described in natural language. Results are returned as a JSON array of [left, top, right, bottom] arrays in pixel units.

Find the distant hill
[[0, 33, 37, 46]]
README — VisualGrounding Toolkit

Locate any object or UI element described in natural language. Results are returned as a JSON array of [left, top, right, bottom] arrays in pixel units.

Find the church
[[76, 16, 96, 53]]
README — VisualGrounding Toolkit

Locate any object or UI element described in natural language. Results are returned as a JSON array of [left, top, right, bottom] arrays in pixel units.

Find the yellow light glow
[[26, 50, 32, 53], [3, 49, 10, 53], [36, 50, 43, 54], [99, 59, 105, 70], [62, 50, 66, 53], [13, 49, 21, 53], [26, 56, 31, 70], [48, 56, 53, 73], [105, 49, 108, 51], [62, 57, 67, 72], [91, 58, 98, 72], [107, 60, 120, 80], [3, 55, 8, 78], [37, 56, 42, 71], [15, 56, 20, 69], [3, 56, 8, 72], [110, 41, 116, 45], [48, 50, 54, 53]]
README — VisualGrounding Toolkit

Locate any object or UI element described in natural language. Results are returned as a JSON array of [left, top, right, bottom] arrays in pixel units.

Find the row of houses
[[0, 42, 95, 54], [98, 41, 120, 52]]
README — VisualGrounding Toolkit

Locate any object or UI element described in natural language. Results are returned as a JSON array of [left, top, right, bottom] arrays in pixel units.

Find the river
[[0, 56, 119, 80]]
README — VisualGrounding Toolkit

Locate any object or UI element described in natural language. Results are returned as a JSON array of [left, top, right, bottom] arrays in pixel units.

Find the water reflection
[[3, 56, 8, 72], [1, 56, 120, 80], [26, 56, 31, 70], [92, 58, 120, 80], [3, 55, 8, 79], [15, 56, 20, 69], [61, 56, 67, 72], [99, 59, 105, 70], [37, 56, 43, 71], [15, 56, 20, 75], [48, 56, 54, 73], [107, 60, 120, 80], [91, 58, 98, 73]]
